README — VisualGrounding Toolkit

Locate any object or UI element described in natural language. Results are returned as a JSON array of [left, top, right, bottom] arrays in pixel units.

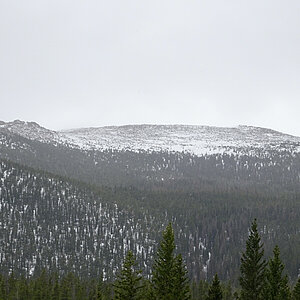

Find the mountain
[[2, 120, 300, 156], [61, 124, 300, 155], [0, 120, 300, 282], [1, 120, 299, 190]]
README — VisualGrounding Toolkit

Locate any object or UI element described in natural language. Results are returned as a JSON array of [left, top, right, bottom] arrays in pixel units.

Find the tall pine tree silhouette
[[264, 245, 291, 299], [152, 223, 190, 300], [239, 219, 267, 300], [207, 274, 223, 300], [113, 250, 142, 300], [293, 277, 300, 300]]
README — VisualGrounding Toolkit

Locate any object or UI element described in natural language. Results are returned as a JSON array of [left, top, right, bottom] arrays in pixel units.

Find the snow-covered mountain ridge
[[1, 120, 300, 156]]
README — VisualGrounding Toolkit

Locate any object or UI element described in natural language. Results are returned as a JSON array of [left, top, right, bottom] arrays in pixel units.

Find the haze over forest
[[1, 1, 300, 299]]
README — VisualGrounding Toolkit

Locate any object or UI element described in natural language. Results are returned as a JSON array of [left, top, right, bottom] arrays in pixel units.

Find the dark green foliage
[[95, 274, 104, 300], [207, 274, 223, 300], [1, 157, 300, 284], [138, 279, 154, 300], [173, 254, 191, 300], [264, 245, 291, 299], [0, 241, 297, 300], [152, 223, 176, 299], [32, 269, 51, 300], [191, 279, 210, 299], [293, 277, 300, 300], [50, 272, 60, 300], [152, 223, 190, 299], [280, 275, 291, 300], [239, 219, 267, 300], [0, 274, 6, 300], [221, 282, 233, 300], [18, 276, 30, 300], [113, 250, 142, 300]]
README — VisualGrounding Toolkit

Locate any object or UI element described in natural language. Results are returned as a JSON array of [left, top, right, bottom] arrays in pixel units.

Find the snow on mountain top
[[60, 124, 300, 156], [1, 120, 300, 156], [0, 119, 61, 144]]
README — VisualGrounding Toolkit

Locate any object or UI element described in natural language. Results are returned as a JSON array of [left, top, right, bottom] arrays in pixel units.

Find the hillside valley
[[0, 120, 300, 283]]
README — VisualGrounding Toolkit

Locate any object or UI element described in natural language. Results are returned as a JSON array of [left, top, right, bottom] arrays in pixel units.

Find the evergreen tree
[[264, 245, 291, 300], [152, 223, 176, 299], [0, 274, 6, 300], [138, 279, 154, 300], [152, 223, 190, 299], [173, 254, 190, 300], [7, 272, 17, 300], [197, 280, 210, 300], [96, 274, 104, 300], [113, 250, 142, 300], [293, 277, 300, 300], [222, 282, 233, 300], [207, 274, 223, 300], [60, 272, 76, 300], [50, 272, 60, 300], [239, 219, 267, 300], [279, 275, 291, 300], [33, 269, 51, 300], [18, 275, 30, 300]]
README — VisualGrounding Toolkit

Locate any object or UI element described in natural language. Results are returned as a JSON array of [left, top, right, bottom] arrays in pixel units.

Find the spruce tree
[[152, 223, 176, 300], [50, 272, 60, 300], [239, 219, 267, 300], [206, 274, 223, 300], [18, 275, 30, 300], [138, 279, 155, 300], [173, 254, 190, 300], [279, 275, 291, 300], [96, 274, 104, 300], [113, 250, 142, 300], [0, 274, 6, 300], [293, 277, 300, 300], [264, 245, 291, 300], [152, 223, 190, 300]]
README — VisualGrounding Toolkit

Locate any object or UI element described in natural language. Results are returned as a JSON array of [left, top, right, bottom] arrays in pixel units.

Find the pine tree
[[138, 279, 154, 300], [293, 277, 300, 300], [113, 250, 142, 300], [173, 254, 190, 300], [0, 274, 6, 300], [50, 272, 60, 300], [152, 223, 176, 300], [279, 275, 291, 300], [7, 272, 17, 300], [207, 274, 223, 300], [239, 219, 267, 300], [264, 245, 291, 300], [60, 272, 76, 300], [18, 275, 30, 300], [96, 274, 104, 300], [33, 269, 51, 300], [152, 223, 190, 300]]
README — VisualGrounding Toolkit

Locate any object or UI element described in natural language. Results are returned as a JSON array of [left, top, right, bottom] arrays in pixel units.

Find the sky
[[0, 0, 300, 136]]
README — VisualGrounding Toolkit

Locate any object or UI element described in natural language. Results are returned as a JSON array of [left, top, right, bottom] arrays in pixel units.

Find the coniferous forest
[[1, 220, 300, 299], [1, 125, 300, 299], [1, 0, 300, 295]]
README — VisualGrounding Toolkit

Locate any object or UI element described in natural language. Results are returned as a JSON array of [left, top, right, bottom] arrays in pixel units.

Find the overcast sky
[[0, 0, 300, 136]]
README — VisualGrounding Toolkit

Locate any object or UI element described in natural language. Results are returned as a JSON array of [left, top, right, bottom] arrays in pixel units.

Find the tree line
[[0, 220, 300, 299]]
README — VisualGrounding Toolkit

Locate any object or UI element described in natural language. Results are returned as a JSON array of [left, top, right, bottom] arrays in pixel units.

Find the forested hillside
[[1, 158, 300, 284]]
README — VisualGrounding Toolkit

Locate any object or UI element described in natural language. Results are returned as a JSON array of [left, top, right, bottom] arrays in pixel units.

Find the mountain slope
[[61, 124, 300, 155], [2, 120, 300, 155], [1, 120, 299, 190], [1, 158, 300, 282], [1, 120, 300, 282]]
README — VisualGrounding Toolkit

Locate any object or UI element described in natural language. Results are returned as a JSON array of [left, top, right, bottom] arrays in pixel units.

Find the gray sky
[[1, 0, 300, 136]]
